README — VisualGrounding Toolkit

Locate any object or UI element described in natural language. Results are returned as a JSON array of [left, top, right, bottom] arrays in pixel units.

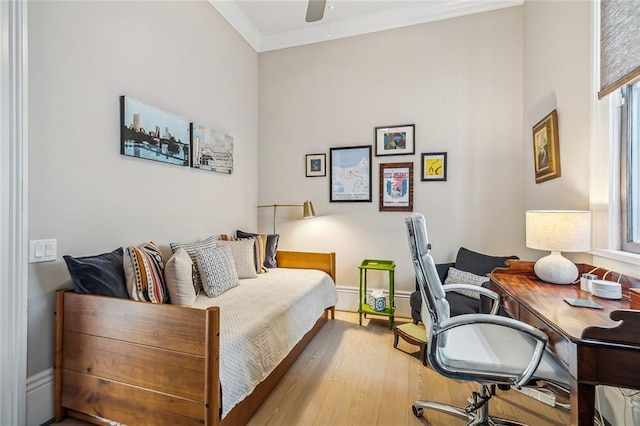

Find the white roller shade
[[599, 0, 640, 99]]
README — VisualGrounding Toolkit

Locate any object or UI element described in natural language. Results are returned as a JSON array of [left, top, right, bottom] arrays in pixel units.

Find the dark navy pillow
[[63, 247, 128, 298], [454, 247, 518, 277], [236, 230, 279, 268]]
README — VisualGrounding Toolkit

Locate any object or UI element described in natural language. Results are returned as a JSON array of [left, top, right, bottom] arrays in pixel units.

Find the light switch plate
[[29, 239, 57, 263]]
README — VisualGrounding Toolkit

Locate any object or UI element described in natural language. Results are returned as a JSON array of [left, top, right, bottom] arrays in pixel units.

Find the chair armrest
[[434, 313, 548, 388], [441, 284, 500, 315]]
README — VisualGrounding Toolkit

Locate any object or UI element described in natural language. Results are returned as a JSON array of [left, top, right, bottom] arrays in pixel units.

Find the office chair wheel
[[412, 405, 423, 417]]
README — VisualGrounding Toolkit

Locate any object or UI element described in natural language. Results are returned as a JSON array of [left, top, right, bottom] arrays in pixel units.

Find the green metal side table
[[358, 259, 396, 329]]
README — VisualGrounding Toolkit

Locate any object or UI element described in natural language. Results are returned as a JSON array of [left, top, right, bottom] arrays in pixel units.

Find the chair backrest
[[404, 213, 450, 330]]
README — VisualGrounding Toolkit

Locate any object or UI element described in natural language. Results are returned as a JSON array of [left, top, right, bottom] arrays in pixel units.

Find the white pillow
[[169, 236, 217, 293], [196, 246, 239, 297], [443, 267, 489, 299], [215, 239, 258, 279], [165, 247, 196, 306]]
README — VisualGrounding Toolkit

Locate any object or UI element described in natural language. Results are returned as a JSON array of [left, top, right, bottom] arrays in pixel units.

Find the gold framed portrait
[[532, 109, 561, 183]]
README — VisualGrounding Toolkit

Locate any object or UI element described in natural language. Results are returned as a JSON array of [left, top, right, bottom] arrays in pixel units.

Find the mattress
[[192, 267, 338, 418]]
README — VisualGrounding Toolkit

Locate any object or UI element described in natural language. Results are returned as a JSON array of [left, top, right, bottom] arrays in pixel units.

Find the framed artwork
[[421, 152, 447, 181], [532, 109, 561, 183], [120, 96, 190, 166], [379, 162, 413, 212], [191, 123, 234, 174], [306, 153, 326, 177], [374, 124, 415, 156], [330, 145, 372, 202]]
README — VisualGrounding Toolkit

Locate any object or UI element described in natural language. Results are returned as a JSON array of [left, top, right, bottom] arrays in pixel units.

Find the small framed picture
[[306, 153, 326, 177], [379, 162, 413, 212], [421, 152, 447, 182], [532, 110, 561, 183], [375, 124, 415, 156]]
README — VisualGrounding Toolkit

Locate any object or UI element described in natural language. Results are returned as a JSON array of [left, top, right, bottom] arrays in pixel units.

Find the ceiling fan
[[305, 0, 327, 22]]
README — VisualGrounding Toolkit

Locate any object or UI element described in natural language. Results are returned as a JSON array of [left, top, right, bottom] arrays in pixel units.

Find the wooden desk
[[488, 261, 640, 426]]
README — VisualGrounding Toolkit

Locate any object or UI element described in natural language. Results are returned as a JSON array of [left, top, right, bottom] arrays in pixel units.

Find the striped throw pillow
[[123, 241, 169, 303]]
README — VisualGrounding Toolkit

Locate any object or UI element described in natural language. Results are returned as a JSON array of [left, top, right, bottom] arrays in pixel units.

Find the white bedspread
[[192, 268, 338, 418]]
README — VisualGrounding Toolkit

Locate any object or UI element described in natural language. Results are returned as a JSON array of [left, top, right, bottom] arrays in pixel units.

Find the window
[[621, 78, 640, 254]]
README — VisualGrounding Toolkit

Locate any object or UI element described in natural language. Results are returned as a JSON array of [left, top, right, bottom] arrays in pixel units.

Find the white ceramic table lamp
[[525, 210, 591, 285]]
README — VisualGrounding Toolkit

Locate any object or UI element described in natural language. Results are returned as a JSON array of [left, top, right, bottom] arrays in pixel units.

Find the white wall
[[522, 0, 592, 264], [258, 7, 524, 295], [27, 0, 258, 383]]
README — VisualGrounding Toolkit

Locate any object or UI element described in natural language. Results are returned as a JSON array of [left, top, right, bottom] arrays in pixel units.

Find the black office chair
[[404, 213, 569, 425]]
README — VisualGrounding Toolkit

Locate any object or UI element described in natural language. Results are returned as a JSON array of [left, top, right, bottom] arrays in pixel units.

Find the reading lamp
[[257, 200, 316, 234], [525, 210, 591, 285]]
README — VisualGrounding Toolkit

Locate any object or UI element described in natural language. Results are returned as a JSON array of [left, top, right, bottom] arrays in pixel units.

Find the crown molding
[[208, 0, 262, 51], [209, 0, 524, 53]]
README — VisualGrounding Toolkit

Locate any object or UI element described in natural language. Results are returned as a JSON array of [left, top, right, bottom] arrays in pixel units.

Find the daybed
[[54, 250, 337, 426]]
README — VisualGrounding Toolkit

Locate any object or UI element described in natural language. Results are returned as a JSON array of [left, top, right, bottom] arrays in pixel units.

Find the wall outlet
[[29, 239, 57, 263]]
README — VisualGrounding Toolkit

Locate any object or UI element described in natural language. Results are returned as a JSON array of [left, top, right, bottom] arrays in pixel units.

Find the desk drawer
[[519, 308, 573, 370]]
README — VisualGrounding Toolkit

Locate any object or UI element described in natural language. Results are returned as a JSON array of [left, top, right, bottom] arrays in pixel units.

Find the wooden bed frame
[[54, 250, 336, 426]]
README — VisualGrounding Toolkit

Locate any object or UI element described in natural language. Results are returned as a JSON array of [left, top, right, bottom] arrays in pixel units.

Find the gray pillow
[[444, 267, 489, 299], [195, 246, 239, 297]]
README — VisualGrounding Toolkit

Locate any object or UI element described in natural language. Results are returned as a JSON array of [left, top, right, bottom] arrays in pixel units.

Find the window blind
[[599, 0, 640, 99]]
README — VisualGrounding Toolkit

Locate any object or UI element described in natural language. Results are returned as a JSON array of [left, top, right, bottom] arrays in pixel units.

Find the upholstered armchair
[[409, 247, 517, 323]]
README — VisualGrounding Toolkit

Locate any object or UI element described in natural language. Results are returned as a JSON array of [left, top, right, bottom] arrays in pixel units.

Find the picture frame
[[421, 152, 447, 181], [191, 123, 234, 174], [120, 96, 190, 166], [305, 153, 326, 177], [532, 109, 561, 183], [379, 162, 413, 212], [330, 145, 372, 202], [374, 124, 415, 156]]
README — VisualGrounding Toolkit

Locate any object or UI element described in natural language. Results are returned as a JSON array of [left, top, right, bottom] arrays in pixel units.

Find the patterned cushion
[[236, 230, 279, 268], [165, 247, 196, 306], [63, 247, 128, 298], [169, 236, 217, 294], [443, 267, 489, 300], [123, 241, 169, 303], [196, 246, 239, 297]]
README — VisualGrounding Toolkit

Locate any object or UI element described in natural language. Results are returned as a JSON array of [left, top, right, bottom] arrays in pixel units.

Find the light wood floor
[[248, 311, 570, 426], [56, 311, 570, 426]]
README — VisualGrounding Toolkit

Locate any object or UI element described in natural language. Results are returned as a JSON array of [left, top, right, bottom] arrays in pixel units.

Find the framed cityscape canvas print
[[120, 96, 190, 166], [330, 145, 372, 202], [375, 124, 415, 156], [379, 162, 413, 212], [191, 123, 234, 174]]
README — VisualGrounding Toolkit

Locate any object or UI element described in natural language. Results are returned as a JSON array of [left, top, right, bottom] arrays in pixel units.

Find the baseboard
[[26, 368, 54, 426], [336, 285, 412, 319]]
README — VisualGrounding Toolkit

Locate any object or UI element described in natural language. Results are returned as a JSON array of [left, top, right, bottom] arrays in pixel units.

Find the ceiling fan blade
[[305, 0, 327, 23]]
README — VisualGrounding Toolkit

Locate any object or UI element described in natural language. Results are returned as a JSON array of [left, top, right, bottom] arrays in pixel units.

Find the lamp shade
[[526, 210, 591, 285], [526, 210, 591, 252], [303, 200, 316, 218]]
